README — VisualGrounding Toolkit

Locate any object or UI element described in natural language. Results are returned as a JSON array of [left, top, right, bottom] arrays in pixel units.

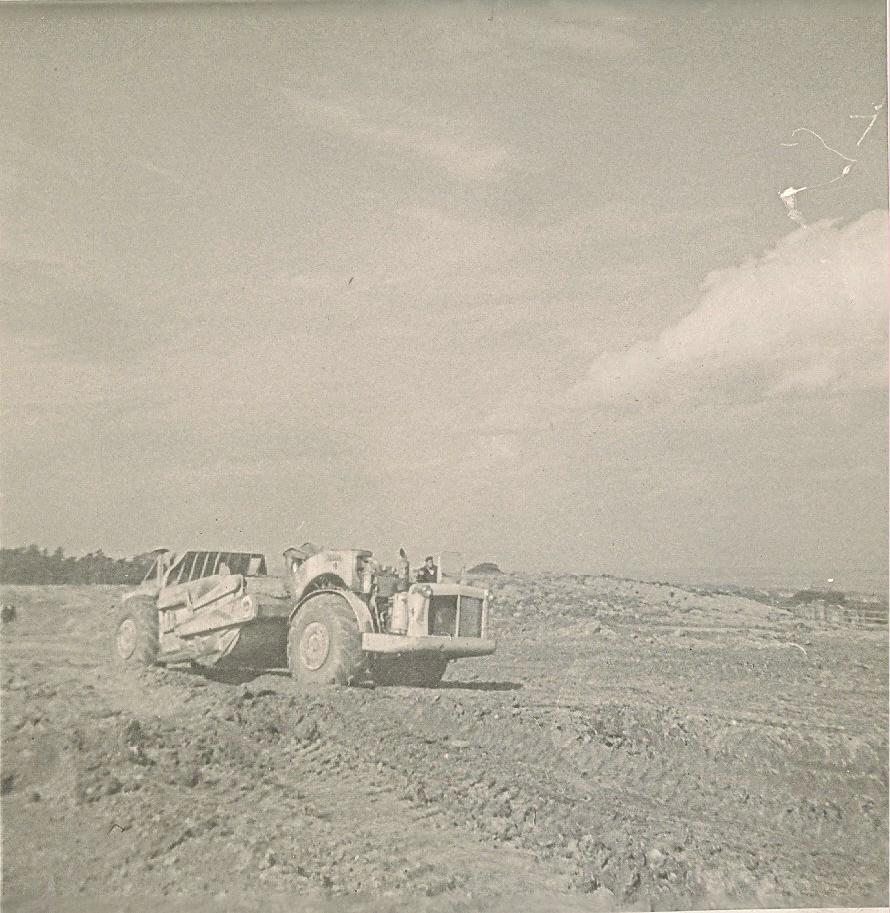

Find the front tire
[[287, 593, 365, 685], [372, 655, 448, 688], [112, 597, 159, 668]]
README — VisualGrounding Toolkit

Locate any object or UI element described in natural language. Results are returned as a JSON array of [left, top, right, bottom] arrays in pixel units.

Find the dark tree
[[0, 546, 151, 585]]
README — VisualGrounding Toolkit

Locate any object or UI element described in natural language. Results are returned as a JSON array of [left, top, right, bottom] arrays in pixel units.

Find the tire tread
[[112, 596, 159, 668], [287, 592, 365, 685]]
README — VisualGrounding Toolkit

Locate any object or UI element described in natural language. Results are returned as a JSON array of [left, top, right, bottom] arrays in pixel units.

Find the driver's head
[[425, 556, 435, 567]]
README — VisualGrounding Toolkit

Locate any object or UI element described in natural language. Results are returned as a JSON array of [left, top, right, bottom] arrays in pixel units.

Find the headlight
[[419, 585, 433, 599]]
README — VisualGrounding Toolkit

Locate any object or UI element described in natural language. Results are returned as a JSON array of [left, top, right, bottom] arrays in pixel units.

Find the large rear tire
[[287, 593, 365, 686], [112, 597, 159, 668], [372, 654, 448, 688]]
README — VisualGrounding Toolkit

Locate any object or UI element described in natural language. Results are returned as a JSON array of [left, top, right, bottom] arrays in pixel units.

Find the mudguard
[[290, 587, 376, 634]]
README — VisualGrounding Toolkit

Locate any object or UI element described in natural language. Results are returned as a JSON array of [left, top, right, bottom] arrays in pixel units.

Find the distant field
[[587, 566, 889, 600]]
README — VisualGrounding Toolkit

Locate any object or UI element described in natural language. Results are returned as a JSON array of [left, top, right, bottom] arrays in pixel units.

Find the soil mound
[[468, 562, 503, 575]]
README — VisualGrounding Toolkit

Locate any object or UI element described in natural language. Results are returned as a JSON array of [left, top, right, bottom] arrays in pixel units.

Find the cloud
[[526, 0, 640, 58], [536, 201, 752, 245], [543, 22, 638, 55], [576, 210, 887, 399], [133, 157, 194, 191], [481, 210, 888, 433], [283, 89, 512, 181], [0, 258, 159, 365]]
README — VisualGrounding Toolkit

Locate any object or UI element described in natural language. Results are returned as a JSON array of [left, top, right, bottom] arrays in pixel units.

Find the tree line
[[0, 545, 153, 585]]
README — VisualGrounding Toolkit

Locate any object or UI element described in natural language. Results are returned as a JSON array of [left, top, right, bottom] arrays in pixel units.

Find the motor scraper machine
[[112, 545, 496, 687]]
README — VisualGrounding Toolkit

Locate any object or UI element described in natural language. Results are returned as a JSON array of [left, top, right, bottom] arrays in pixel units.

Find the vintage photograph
[[1, 1, 887, 911]]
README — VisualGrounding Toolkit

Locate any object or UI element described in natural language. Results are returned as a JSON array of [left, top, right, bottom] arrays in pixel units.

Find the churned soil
[[1, 576, 887, 912]]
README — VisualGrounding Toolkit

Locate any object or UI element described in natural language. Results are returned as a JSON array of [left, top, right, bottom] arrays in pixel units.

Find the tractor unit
[[112, 545, 496, 687]]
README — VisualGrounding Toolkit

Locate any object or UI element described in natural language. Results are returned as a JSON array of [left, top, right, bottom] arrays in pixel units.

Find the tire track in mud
[[542, 629, 887, 905], [1, 582, 887, 908], [5, 663, 883, 906], [501, 603, 887, 906], [2, 667, 575, 900], [235, 677, 792, 905]]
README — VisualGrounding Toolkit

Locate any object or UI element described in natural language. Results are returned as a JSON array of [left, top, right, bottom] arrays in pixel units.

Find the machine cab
[[434, 551, 465, 583]]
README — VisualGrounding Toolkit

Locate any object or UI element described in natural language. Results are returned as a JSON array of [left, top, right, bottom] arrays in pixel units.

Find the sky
[[1, 1, 887, 591]]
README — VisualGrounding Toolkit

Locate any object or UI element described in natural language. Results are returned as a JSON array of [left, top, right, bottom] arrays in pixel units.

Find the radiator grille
[[458, 597, 483, 637], [428, 594, 484, 637], [429, 596, 458, 636]]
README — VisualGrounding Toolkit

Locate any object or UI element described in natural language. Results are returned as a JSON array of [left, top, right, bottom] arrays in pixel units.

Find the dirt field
[[1, 575, 887, 911]]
